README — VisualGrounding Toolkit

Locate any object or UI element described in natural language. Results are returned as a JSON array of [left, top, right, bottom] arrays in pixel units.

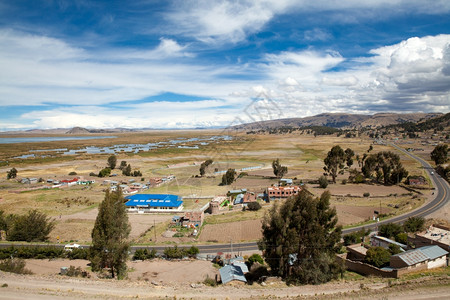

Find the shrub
[[379, 223, 403, 239], [98, 168, 111, 178], [89, 172, 97, 177], [364, 247, 391, 268], [67, 248, 89, 260], [0, 258, 33, 274], [6, 210, 55, 242], [395, 232, 408, 244], [363, 192, 370, 197], [65, 265, 88, 278], [203, 275, 217, 286], [318, 175, 328, 188], [132, 248, 157, 261], [68, 171, 77, 175], [247, 253, 264, 267], [246, 202, 261, 211], [403, 216, 425, 233]]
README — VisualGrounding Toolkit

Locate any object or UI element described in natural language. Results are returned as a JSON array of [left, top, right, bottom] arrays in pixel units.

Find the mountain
[[66, 127, 92, 134], [231, 113, 442, 130]]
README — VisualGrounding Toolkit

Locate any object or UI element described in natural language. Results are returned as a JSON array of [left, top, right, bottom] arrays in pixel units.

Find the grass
[[1, 130, 441, 245]]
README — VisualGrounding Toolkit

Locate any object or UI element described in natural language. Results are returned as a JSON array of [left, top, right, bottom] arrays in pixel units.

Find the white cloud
[[164, 1, 450, 44]]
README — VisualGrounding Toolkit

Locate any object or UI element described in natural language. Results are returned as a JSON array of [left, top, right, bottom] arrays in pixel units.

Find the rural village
[[0, 111, 449, 300]]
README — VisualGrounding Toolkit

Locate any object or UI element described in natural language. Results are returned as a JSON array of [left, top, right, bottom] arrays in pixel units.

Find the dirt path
[[1, 269, 449, 300]]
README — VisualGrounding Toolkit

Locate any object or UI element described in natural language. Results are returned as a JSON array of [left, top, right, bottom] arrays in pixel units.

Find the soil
[[0, 262, 449, 299]]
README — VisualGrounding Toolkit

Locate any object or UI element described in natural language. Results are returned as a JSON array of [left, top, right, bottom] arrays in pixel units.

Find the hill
[[231, 112, 442, 130]]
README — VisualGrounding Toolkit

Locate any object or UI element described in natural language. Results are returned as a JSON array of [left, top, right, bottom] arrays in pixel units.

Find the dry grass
[[0, 130, 438, 244]]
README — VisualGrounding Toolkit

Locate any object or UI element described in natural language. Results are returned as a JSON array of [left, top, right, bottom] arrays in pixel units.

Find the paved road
[[1, 143, 448, 254]]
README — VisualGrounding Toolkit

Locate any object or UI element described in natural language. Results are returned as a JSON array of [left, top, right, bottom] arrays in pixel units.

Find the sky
[[1, 0, 450, 131]]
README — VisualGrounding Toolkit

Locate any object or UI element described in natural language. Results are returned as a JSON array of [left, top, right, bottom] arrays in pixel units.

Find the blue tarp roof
[[125, 194, 182, 208]]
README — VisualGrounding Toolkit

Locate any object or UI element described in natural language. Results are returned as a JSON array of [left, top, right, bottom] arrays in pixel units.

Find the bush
[[98, 168, 111, 178], [342, 228, 369, 246], [403, 216, 425, 233], [6, 210, 55, 242], [132, 248, 157, 261], [203, 275, 217, 286], [378, 223, 403, 239], [247, 253, 264, 267], [0, 258, 33, 274], [68, 171, 77, 175], [363, 192, 370, 197], [67, 248, 89, 260], [89, 172, 97, 177], [65, 265, 88, 278], [364, 247, 391, 268], [395, 232, 408, 244], [246, 202, 261, 211], [318, 175, 328, 188]]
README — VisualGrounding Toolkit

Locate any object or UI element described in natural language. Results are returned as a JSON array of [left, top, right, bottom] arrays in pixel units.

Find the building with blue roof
[[125, 194, 183, 212], [390, 245, 448, 269]]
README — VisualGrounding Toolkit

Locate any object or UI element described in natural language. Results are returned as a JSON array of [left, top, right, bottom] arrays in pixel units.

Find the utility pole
[[154, 220, 156, 242], [230, 239, 233, 258]]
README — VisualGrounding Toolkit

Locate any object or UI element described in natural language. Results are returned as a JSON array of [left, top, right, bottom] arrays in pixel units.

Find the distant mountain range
[[231, 112, 443, 130]]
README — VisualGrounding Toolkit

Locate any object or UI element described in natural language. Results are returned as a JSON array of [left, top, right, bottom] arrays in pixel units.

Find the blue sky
[[1, 0, 450, 130]]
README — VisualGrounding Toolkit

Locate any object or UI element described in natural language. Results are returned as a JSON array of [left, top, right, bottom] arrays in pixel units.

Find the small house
[[390, 245, 448, 269], [219, 265, 247, 285]]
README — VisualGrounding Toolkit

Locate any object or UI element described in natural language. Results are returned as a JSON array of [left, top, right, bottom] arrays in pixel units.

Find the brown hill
[[232, 112, 442, 130], [66, 127, 92, 134]]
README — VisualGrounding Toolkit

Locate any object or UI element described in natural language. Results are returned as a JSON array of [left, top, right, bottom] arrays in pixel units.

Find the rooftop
[[125, 194, 182, 208], [417, 226, 450, 247], [393, 245, 448, 266]]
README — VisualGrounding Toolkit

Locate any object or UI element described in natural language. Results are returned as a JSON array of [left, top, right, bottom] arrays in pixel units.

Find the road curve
[[1, 143, 448, 254]]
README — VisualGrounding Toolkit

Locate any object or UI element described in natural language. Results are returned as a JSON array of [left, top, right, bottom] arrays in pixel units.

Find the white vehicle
[[64, 243, 82, 251], [431, 171, 434, 175]]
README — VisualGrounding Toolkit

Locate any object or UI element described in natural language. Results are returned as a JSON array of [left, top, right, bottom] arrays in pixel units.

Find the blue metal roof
[[393, 245, 448, 266], [125, 194, 182, 208], [418, 245, 448, 260], [219, 265, 247, 284]]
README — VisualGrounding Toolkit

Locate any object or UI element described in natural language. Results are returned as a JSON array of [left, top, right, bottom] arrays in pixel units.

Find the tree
[[324, 145, 346, 183], [318, 175, 328, 188], [431, 144, 448, 165], [272, 159, 288, 178], [119, 161, 127, 170], [6, 168, 17, 179], [378, 223, 403, 239], [403, 216, 425, 233], [107, 155, 117, 169], [220, 169, 236, 185], [364, 247, 391, 268], [246, 202, 261, 211], [362, 151, 408, 184], [259, 190, 343, 285], [7, 210, 55, 242], [122, 164, 132, 176], [90, 189, 130, 279], [344, 148, 354, 168], [199, 159, 213, 176], [98, 168, 111, 178]]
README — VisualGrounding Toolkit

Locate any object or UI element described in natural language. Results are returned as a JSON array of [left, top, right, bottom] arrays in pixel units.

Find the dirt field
[[198, 219, 263, 242], [0, 263, 449, 299]]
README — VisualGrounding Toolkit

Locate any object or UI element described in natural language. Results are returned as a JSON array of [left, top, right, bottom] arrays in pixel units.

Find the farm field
[[0, 130, 439, 245]]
